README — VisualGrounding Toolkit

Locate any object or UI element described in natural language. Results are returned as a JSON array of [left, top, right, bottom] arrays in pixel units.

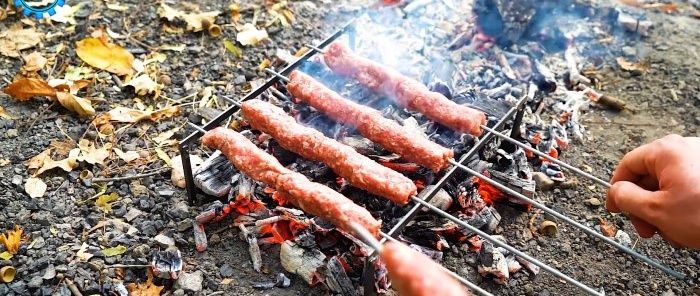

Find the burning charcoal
[[516, 256, 540, 275], [409, 244, 443, 261], [540, 161, 565, 182], [505, 255, 522, 274], [151, 246, 183, 280], [417, 185, 453, 212], [340, 136, 379, 156], [268, 139, 298, 166], [489, 170, 536, 199], [478, 241, 510, 284], [280, 241, 326, 286], [363, 258, 389, 294], [319, 256, 356, 296], [459, 205, 502, 236], [193, 151, 235, 197]]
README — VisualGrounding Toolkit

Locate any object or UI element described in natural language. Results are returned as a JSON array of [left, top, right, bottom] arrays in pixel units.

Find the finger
[[637, 175, 659, 192], [606, 181, 663, 224], [610, 143, 658, 184], [629, 216, 657, 238]]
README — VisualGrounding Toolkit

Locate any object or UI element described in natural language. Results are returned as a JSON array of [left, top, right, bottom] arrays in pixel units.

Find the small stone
[[219, 264, 234, 277], [173, 289, 185, 296], [132, 244, 151, 259], [615, 230, 632, 247], [153, 234, 175, 248], [158, 189, 175, 197], [42, 264, 56, 280], [209, 233, 221, 245], [5, 129, 18, 138], [28, 276, 43, 289], [584, 198, 602, 207], [158, 74, 172, 86], [662, 290, 676, 296], [177, 219, 192, 232], [532, 172, 554, 191], [32, 236, 46, 249], [621, 46, 636, 56], [11, 175, 22, 186], [233, 75, 247, 86], [124, 208, 144, 222], [175, 271, 203, 292]]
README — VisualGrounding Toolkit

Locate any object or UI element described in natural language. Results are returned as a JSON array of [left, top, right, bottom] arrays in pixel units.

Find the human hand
[[606, 134, 700, 249]]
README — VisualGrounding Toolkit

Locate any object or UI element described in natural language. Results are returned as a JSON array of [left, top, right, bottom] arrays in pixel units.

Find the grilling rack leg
[[446, 158, 686, 279], [349, 223, 495, 296]]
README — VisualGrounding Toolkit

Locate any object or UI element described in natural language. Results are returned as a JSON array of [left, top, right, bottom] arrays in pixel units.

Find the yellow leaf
[[77, 139, 111, 165], [56, 91, 96, 117], [27, 149, 51, 170], [102, 245, 127, 257], [155, 148, 172, 166], [96, 106, 181, 124], [106, 3, 129, 11], [34, 148, 80, 176], [0, 25, 42, 57], [95, 192, 119, 212], [76, 242, 93, 262], [3, 78, 57, 101], [24, 177, 47, 198], [127, 269, 164, 296], [76, 37, 134, 76], [0, 106, 13, 119], [0, 225, 23, 254], [223, 40, 242, 58], [153, 127, 180, 145], [0, 251, 12, 260]]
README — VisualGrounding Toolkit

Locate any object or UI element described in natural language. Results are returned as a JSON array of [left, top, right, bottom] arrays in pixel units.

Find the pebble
[[153, 234, 175, 248], [615, 230, 632, 247], [584, 198, 602, 207], [175, 271, 203, 292], [622, 46, 637, 56], [177, 219, 193, 232], [11, 175, 22, 186], [28, 276, 43, 289], [173, 289, 185, 296], [32, 236, 45, 249], [43, 264, 56, 280], [5, 129, 18, 138], [532, 172, 554, 191], [219, 264, 234, 277], [124, 208, 144, 222], [132, 244, 151, 259], [157, 189, 175, 197]]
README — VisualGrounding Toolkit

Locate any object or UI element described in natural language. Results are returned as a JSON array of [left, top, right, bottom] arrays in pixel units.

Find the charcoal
[[280, 241, 325, 285], [193, 151, 235, 197], [319, 256, 356, 296], [478, 241, 510, 284]]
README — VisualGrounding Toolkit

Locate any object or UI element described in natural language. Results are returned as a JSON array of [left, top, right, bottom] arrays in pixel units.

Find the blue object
[[14, 0, 66, 19]]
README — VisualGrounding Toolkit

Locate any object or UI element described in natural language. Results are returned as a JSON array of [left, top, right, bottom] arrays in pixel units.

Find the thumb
[[606, 181, 663, 224]]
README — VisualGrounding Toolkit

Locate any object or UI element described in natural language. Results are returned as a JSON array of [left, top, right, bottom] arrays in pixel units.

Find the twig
[[57, 274, 83, 296], [92, 167, 172, 183], [128, 36, 154, 51], [104, 264, 150, 269], [24, 101, 56, 137], [207, 292, 225, 296]]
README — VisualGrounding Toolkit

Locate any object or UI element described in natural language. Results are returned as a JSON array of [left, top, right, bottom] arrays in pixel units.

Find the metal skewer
[[479, 125, 612, 188], [446, 158, 685, 279], [349, 223, 494, 296], [306, 44, 327, 54], [264, 68, 290, 82]]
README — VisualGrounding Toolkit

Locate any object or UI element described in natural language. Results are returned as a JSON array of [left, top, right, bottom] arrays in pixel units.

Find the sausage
[[287, 70, 454, 172], [381, 242, 472, 296], [323, 42, 487, 136], [201, 127, 380, 238], [242, 99, 417, 205]]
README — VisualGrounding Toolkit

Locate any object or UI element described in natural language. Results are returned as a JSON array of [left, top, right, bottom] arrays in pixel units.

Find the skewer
[[349, 223, 494, 296], [479, 125, 612, 188], [446, 158, 685, 279], [410, 196, 604, 296], [221, 96, 242, 107], [264, 68, 290, 82], [189, 122, 208, 134], [306, 44, 327, 54]]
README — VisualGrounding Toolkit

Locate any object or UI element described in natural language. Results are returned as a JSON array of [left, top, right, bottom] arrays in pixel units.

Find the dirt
[[0, 0, 698, 296]]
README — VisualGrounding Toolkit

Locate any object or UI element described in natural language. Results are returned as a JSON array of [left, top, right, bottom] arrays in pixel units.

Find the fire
[[378, 161, 420, 173], [473, 175, 506, 206], [259, 219, 309, 244], [230, 193, 267, 215]]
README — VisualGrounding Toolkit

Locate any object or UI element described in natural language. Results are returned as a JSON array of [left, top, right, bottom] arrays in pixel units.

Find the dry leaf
[[23, 52, 47, 72], [33, 148, 80, 176], [157, 3, 182, 21], [76, 37, 134, 76], [56, 91, 96, 117], [171, 154, 203, 188], [106, 3, 129, 11], [27, 149, 51, 170], [3, 78, 57, 101], [155, 148, 172, 166], [616, 57, 649, 75], [114, 148, 140, 162], [153, 127, 180, 145], [98, 106, 181, 124], [77, 139, 111, 165], [25, 177, 47, 198], [76, 242, 94, 262], [125, 74, 159, 96], [50, 140, 76, 157], [237, 23, 268, 46], [0, 106, 14, 119], [182, 11, 220, 33], [0, 225, 23, 254], [599, 217, 617, 237], [228, 3, 241, 22], [0, 25, 42, 57], [127, 269, 164, 296], [95, 192, 119, 212]]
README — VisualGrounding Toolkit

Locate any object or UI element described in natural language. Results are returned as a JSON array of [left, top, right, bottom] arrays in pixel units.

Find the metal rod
[[264, 68, 290, 82], [221, 96, 242, 107], [270, 87, 291, 101], [188, 122, 208, 134], [378, 233, 494, 296], [306, 44, 326, 54], [411, 196, 603, 296], [446, 158, 686, 279], [179, 144, 196, 204], [480, 125, 612, 188], [350, 223, 493, 296]]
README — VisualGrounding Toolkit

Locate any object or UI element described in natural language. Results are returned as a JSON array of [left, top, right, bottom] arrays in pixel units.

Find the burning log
[[477, 240, 509, 284], [238, 224, 263, 272], [194, 151, 236, 197], [280, 241, 325, 286], [319, 256, 357, 296]]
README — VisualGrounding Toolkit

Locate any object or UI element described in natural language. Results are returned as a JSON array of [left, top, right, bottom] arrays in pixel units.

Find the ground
[[0, 0, 698, 296]]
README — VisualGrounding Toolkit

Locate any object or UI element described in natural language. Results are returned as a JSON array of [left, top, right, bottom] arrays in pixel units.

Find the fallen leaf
[[49, 4, 79, 24], [76, 37, 134, 76], [34, 148, 80, 176], [0, 251, 12, 260], [49, 140, 76, 157], [0, 106, 13, 119], [25, 177, 47, 198], [76, 242, 94, 262], [22, 52, 47, 72], [102, 245, 128, 257], [0, 25, 42, 57], [77, 139, 111, 165], [3, 78, 57, 101], [98, 106, 181, 124], [223, 40, 242, 58], [268, 1, 295, 27], [27, 149, 51, 170], [228, 3, 241, 22], [220, 278, 234, 285], [56, 91, 96, 117], [155, 148, 172, 166], [237, 23, 268, 46], [106, 3, 129, 11], [157, 3, 182, 21], [125, 74, 159, 96], [182, 11, 220, 33], [616, 57, 649, 75], [0, 225, 23, 254], [127, 269, 164, 296], [157, 44, 186, 52], [95, 192, 119, 212], [114, 148, 141, 163], [64, 66, 93, 81], [153, 127, 180, 145]]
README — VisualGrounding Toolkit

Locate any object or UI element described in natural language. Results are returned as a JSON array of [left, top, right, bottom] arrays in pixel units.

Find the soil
[[0, 0, 698, 296]]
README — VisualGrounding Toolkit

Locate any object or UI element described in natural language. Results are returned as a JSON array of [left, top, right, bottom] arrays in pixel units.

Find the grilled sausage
[[323, 42, 486, 136], [242, 99, 417, 205], [287, 70, 454, 172]]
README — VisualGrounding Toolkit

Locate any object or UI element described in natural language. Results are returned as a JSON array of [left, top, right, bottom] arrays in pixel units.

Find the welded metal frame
[[177, 15, 684, 296]]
